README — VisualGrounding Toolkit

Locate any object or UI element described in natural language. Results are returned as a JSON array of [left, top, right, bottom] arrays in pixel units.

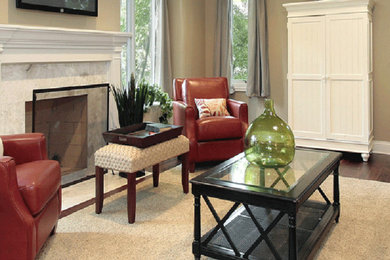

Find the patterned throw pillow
[[194, 98, 230, 119], [0, 137, 3, 156]]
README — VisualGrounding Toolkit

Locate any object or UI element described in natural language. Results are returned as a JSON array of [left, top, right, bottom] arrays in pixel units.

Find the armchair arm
[[0, 157, 35, 257], [1, 133, 48, 165], [227, 99, 249, 132], [173, 101, 197, 140]]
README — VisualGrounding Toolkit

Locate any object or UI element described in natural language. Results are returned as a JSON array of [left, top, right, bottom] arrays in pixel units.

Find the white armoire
[[283, 0, 374, 161]]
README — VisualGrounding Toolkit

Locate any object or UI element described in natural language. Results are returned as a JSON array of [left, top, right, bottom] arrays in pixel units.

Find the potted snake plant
[[112, 73, 148, 127]]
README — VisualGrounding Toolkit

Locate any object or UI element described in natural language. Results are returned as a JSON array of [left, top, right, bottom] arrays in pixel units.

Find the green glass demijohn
[[244, 99, 295, 168]]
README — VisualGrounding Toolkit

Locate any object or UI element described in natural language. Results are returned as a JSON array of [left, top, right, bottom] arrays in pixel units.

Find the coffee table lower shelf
[[195, 200, 339, 260]]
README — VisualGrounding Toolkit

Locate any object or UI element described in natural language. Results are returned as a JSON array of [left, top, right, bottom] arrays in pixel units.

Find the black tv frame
[[16, 0, 98, 17]]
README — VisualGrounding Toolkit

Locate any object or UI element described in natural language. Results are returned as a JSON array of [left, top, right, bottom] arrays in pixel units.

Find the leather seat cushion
[[16, 160, 61, 216], [197, 116, 243, 141]]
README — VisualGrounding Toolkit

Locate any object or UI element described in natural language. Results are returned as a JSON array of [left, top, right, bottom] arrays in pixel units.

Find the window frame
[[231, 0, 248, 92], [125, 0, 135, 84], [121, 0, 137, 85], [232, 79, 247, 92], [123, 0, 160, 86]]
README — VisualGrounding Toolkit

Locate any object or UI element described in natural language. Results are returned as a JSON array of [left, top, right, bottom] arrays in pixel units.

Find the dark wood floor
[[339, 152, 390, 183], [187, 152, 390, 183], [59, 152, 390, 218]]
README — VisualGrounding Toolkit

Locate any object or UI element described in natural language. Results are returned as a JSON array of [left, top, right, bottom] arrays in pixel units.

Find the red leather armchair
[[0, 133, 61, 260], [173, 77, 248, 172]]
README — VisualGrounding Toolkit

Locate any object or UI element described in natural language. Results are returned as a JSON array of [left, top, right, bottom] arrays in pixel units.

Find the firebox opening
[[25, 95, 88, 176]]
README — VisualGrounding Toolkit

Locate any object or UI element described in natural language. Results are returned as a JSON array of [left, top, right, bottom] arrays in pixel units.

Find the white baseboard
[[373, 140, 390, 155]]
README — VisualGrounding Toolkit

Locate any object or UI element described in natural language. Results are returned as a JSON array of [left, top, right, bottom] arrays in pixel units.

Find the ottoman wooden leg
[[95, 166, 104, 214], [181, 152, 189, 194], [127, 172, 137, 224], [153, 164, 160, 187]]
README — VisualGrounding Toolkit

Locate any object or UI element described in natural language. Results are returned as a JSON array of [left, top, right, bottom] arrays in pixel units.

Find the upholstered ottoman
[[94, 135, 189, 223]]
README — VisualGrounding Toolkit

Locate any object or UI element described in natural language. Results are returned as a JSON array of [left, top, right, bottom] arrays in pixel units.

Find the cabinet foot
[[361, 153, 370, 162]]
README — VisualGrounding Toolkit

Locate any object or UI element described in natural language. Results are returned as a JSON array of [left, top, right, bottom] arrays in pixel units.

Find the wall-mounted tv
[[16, 0, 98, 17]]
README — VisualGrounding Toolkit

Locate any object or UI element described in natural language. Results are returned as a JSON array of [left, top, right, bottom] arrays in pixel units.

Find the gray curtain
[[214, 0, 233, 93], [153, 0, 173, 97], [247, 0, 270, 97]]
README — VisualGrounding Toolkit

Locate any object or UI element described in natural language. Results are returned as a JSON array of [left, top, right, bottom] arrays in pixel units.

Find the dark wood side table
[[190, 149, 342, 259]]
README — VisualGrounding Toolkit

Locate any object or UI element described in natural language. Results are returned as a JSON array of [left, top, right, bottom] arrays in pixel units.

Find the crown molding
[[0, 24, 130, 64], [283, 0, 374, 17]]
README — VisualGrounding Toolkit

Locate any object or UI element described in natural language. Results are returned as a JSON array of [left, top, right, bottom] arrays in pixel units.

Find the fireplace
[[26, 95, 88, 175], [0, 24, 129, 184], [0, 24, 129, 135], [25, 84, 109, 184]]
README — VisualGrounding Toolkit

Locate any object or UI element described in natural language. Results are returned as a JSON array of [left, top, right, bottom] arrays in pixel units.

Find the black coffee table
[[190, 149, 342, 259]]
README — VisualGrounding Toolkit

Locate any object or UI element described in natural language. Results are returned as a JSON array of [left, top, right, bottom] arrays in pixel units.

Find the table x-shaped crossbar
[[202, 195, 285, 259], [243, 204, 285, 259], [200, 178, 333, 259]]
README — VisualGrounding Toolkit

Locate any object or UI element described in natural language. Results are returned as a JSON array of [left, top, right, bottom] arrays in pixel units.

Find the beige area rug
[[37, 166, 390, 260]]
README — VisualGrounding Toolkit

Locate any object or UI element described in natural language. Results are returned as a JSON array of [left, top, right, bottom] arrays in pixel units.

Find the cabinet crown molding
[[283, 0, 374, 17]]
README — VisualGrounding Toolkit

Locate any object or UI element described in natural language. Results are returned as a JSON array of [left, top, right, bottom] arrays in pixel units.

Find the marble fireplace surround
[[0, 24, 130, 183]]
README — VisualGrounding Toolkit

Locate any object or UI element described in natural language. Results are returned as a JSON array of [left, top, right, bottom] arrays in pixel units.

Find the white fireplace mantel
[[0, 24, 131, 134], [0, 24, 130, 66]]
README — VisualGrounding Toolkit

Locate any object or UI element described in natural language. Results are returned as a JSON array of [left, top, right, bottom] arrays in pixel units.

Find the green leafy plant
[[145, 85, 173, 124], [112, 73, 173, 126]]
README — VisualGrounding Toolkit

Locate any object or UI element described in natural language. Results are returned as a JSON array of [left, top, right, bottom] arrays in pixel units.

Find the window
[[120, 0, 155, 86], [120, 0, 132, 85], [232, 0, 248, 91]]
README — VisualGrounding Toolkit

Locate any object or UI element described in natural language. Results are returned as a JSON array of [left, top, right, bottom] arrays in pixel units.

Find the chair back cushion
[[1, 133, 47, 164], [173, 78, 185, 101], [182, 77, 229, 115]]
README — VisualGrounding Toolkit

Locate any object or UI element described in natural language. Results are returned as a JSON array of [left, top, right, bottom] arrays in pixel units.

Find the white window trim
[[127, 0, 135, 82], [232, 80, 247, 92], [231, 0, 248, 93], [124, 0, 161, 85]]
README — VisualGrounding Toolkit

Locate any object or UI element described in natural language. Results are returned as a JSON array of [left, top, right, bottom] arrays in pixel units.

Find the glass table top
[[206, 150, 333, 194]]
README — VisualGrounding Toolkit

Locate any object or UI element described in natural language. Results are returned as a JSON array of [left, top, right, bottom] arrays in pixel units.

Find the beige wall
[[372, 0, 390, 141], [175, 0, 302, 122], [241, 0, 306, 122], [206, 0, 303, 123], [0, 0, 120, 31]]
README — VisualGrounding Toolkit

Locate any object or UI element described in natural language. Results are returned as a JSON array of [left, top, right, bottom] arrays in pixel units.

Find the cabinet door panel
[[326, 14, 367, 142], [290, 80, 324, 138], [327, 14, 365, 76], [288, 17, 325, 139], [290, 17, 324, 75], [327, 80, 364, 141]]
